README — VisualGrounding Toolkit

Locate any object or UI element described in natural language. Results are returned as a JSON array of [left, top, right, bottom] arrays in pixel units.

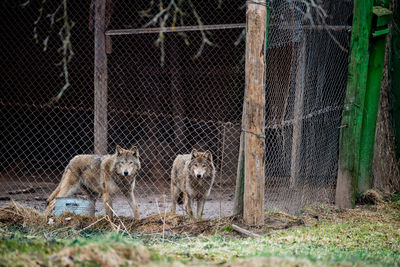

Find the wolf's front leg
[[125, 189, 140, 219], [196, 198, 206, 219], [184, 194, 194, 217], [103, 191, 113, 220]]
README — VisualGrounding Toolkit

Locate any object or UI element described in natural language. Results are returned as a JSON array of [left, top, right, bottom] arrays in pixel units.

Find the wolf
[[44, 145, 141, 219], [170, 149, 215, 218]]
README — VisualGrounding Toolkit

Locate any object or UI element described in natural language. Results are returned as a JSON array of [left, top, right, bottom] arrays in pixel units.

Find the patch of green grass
[[1, 201, 400, 267], [0, 226, 155, 266], [149, 221, 400, 266]]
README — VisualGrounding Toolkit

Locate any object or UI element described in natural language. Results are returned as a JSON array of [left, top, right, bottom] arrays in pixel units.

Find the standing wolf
[[170, 149, 215, 218], [45, 145, 141, 219]]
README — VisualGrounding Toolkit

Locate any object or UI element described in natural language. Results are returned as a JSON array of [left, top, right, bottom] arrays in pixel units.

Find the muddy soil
[[0, 180, 235, 219]]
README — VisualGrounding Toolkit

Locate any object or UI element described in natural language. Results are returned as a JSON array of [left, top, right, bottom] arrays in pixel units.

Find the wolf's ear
[[130, 146, 139, 158], [204, 150, 213, 162], [190, 149, 198, 160], [116, 145, 123, 156]]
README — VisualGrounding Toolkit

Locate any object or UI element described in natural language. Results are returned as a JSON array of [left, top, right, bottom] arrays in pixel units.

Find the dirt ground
[[0, 178, 337, 219], [0, 168, 336, 218], [0, 180, 235, 219]]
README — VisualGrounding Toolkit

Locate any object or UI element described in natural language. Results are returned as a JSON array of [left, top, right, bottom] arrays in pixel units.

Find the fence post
[[358, 6, 392, 192], [335, 0, 374, 208], [389, 0, 400, 170], [94, 0, 108, 155], [241, 0, 268, 225], [290, 35, 306, 188]]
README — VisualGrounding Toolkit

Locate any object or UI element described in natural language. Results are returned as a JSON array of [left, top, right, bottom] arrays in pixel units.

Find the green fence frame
[[336, 0, 392, 208]]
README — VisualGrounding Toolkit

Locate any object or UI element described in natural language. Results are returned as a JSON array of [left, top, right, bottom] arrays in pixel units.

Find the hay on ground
[[357, 189, 384, 205], [0, 201, 46, 225]]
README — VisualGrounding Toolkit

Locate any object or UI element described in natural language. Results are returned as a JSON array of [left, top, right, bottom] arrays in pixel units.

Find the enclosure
[[0, 0, 354, 218]]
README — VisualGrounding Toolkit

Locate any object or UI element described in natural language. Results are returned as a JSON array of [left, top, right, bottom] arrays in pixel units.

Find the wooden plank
[[335, 0, 373, 208], [233, 137, 245, 215], [242, 0, 267, 225], [94, 0, 108, 155]]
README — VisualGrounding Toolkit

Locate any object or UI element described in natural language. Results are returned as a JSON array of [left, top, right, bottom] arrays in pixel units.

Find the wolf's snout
[[196, 173, 202, 178], [123, 171, 129, 176]]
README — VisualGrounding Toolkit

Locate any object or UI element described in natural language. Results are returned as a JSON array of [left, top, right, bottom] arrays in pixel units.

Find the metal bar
[[105, 24, 350, 36], [265, 105, 343, 129], [106, 23, 246, 35]]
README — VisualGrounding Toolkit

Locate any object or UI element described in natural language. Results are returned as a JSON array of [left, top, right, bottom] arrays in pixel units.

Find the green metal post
[[358, 6, 392, 192], [389, 0, 400, 167], [335, 0, 374, 208]]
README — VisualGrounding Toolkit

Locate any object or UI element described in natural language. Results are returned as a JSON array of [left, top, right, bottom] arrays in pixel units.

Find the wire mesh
[[0, 0, 352, 218]]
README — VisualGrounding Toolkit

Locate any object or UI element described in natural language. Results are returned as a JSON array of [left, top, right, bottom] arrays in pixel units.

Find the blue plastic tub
[[55, 197, 94, 216]]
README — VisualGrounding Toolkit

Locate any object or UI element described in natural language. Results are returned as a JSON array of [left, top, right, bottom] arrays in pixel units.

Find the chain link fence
[[0, 0, 352, 218]]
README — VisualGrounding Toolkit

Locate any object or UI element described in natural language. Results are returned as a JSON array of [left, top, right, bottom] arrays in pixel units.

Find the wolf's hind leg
[[170, 185, 180, 213], [44, 199, 57, 216], [44, 169, 79, 216], [80, 184, 97, 216]]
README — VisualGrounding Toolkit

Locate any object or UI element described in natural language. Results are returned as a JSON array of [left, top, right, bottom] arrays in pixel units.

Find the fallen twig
[[232, 224, 260, 238]]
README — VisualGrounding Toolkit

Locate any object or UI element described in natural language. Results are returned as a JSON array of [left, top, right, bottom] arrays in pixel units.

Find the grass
[[149, 221, 400, 266], [1, 197, 400, 266]]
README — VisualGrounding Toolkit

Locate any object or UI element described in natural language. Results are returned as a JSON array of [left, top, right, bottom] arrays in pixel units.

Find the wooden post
[[389, 0, 400, 169], [290, 35, 306, 188], [94, 0, 108, 155], [170, 39, 186, 154], [242, 0, 267, 225], [335, 0, 373, 208]]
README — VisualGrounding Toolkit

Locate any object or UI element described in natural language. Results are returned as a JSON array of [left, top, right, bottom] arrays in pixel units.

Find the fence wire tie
[[242, 128, 266, 139]]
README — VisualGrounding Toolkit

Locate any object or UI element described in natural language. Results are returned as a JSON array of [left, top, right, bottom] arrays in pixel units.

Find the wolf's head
[[188, 149, 214, 179], [114, 145, 141, 177]]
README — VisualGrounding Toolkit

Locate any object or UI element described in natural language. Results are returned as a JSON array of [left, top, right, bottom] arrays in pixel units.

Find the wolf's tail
[[177, 192, 184, 205]]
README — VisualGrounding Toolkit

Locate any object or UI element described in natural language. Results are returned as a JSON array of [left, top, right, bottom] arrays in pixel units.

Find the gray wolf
[[44, 145, 141, 219], [170, 149, 215, 218]]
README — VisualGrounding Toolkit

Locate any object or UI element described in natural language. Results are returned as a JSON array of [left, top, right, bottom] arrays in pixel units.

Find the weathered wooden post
[[234, 0, 268, 225], [389, 0, 400, 170], [290, 35, 306, 188], [94, 0, 108, 155]]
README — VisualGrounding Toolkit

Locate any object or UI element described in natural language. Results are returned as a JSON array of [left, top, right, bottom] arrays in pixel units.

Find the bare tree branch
[[22, 0, 74, 102]]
